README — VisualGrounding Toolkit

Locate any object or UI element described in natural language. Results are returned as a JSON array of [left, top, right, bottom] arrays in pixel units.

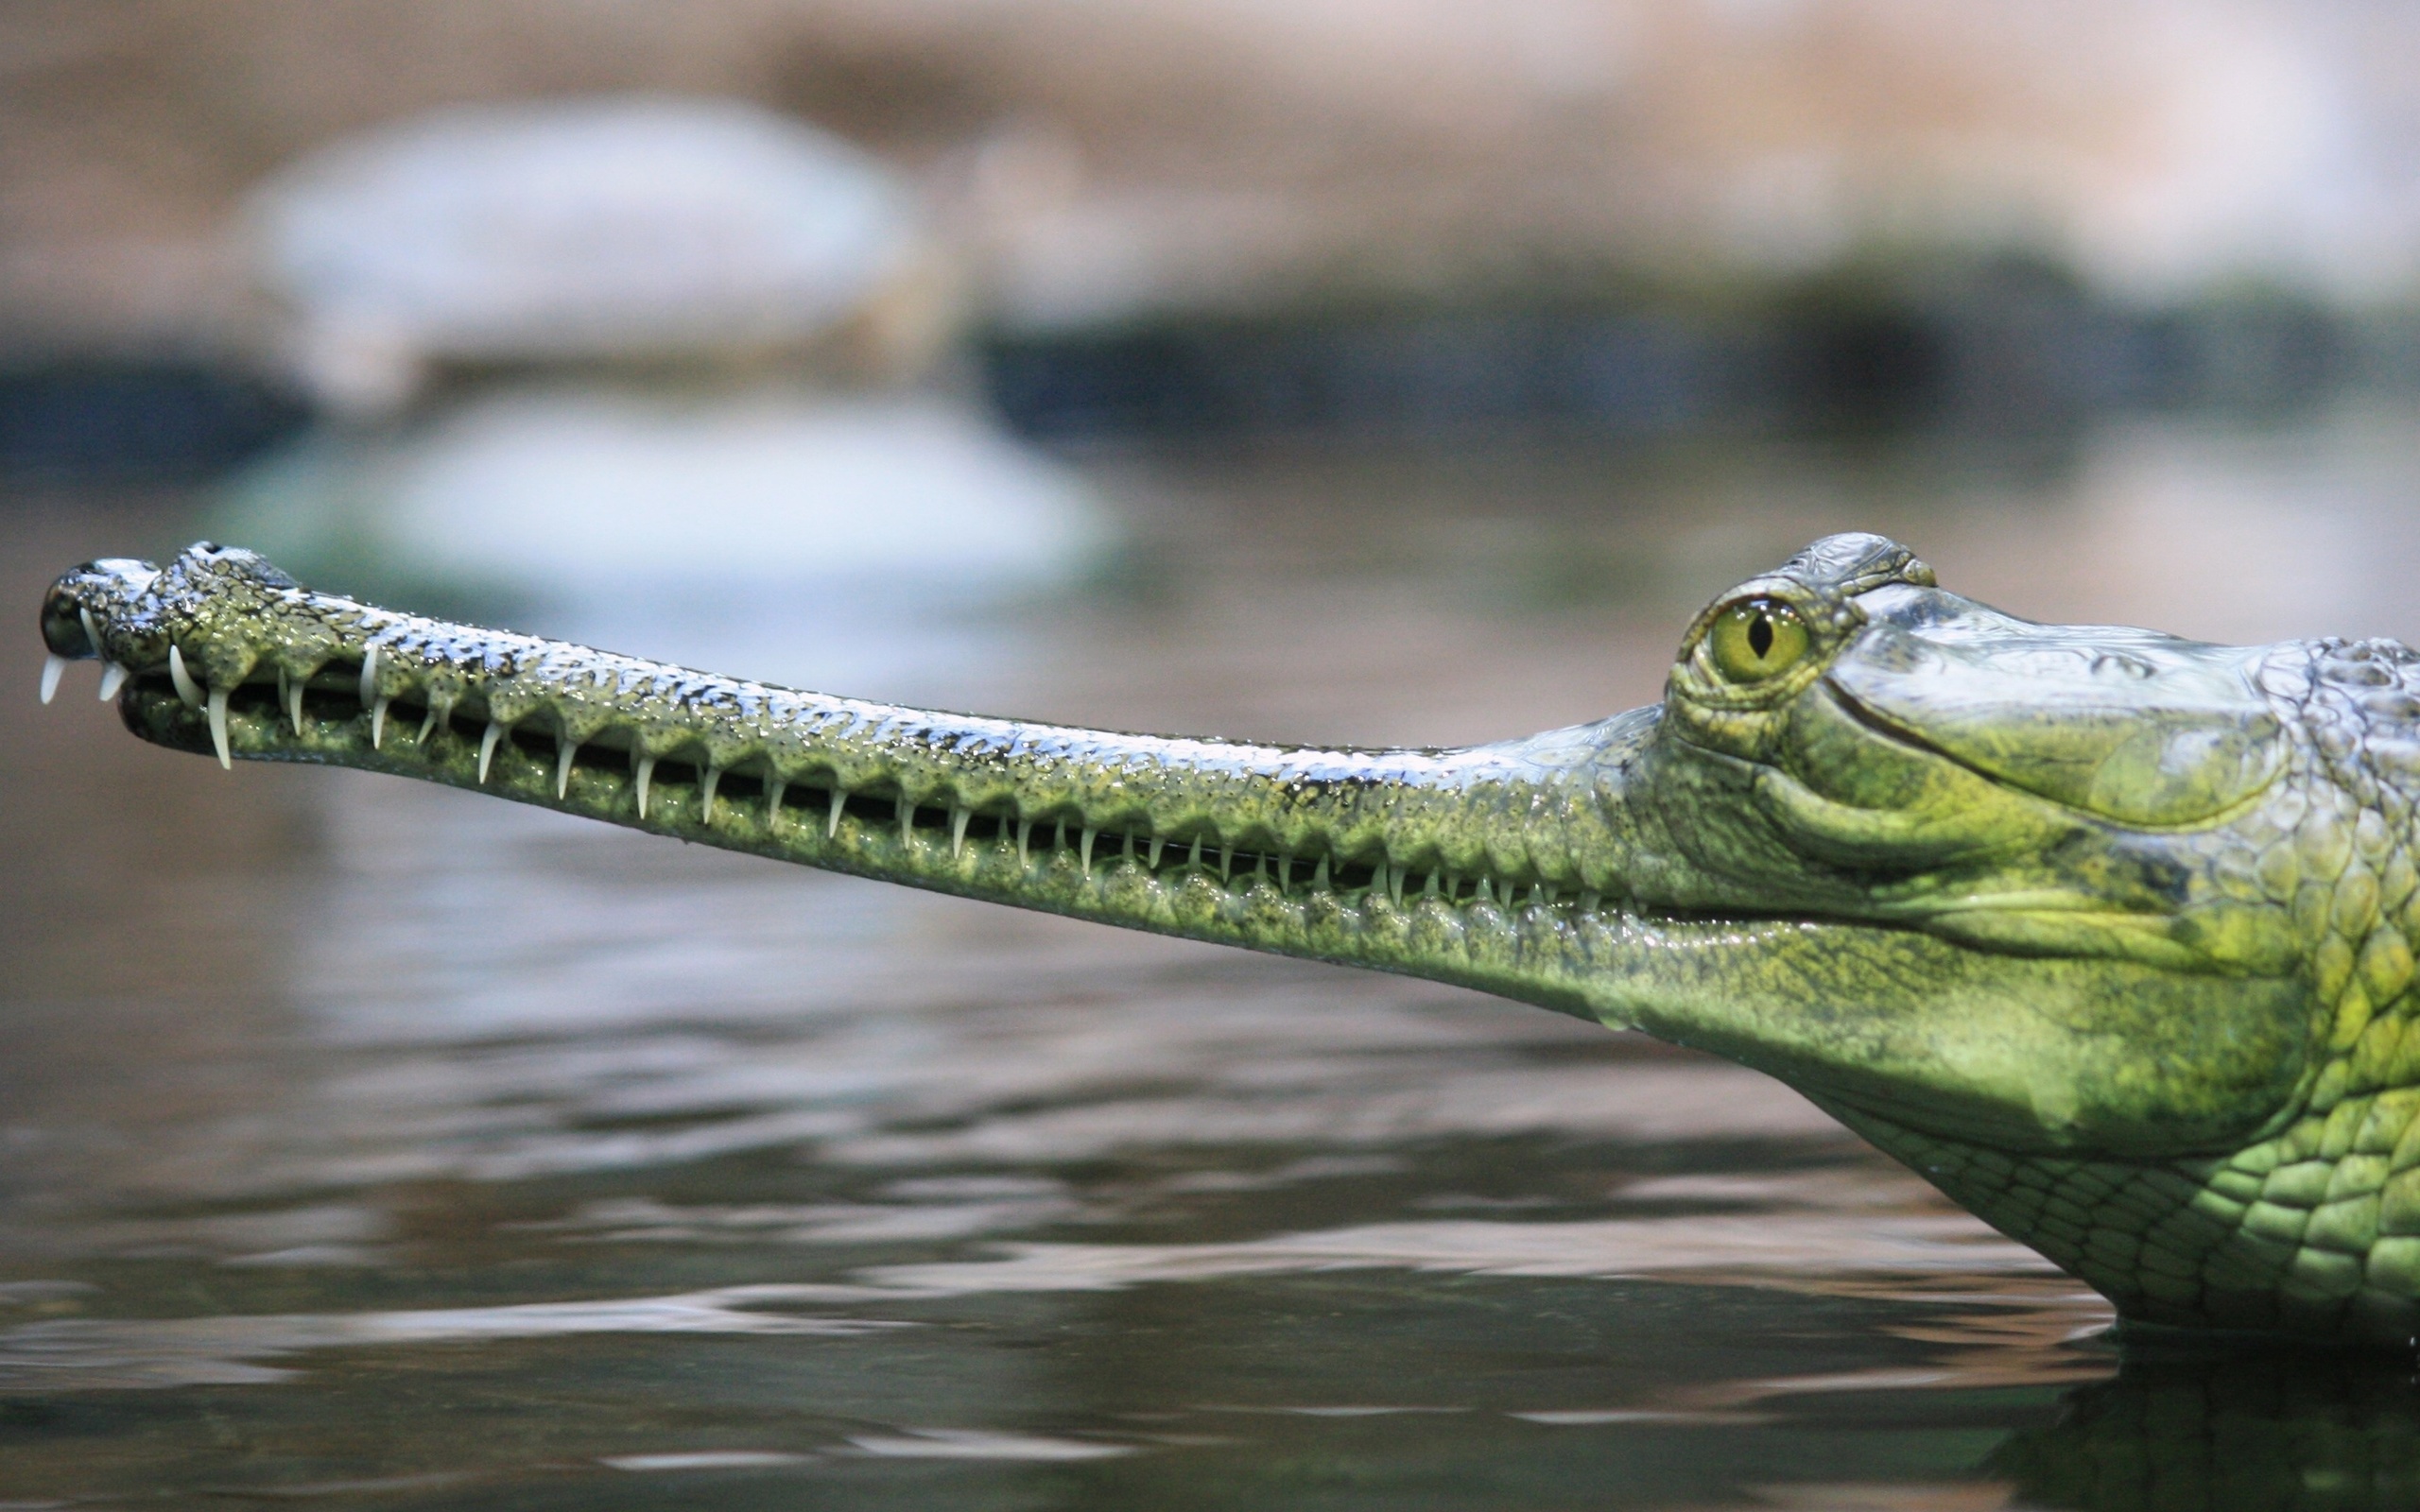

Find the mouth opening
[[127, 672, 1608, 916]]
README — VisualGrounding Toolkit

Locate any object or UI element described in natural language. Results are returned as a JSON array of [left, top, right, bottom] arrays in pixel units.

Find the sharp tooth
[[1477, 877, 1494, 903], [1122, 831, 1135, 860], [78, 609, 103, 662], [767, 779, 787, 822], [1149, 835, 1165, 868], [1017, 818, 1032, 864], [1392, 867, 1406, 906], [417, 707, 440, 744], [1369, 861, 1387, 900], [1424, 871, 1440, 897], [98, 662, 129, 700], [827, 785, 846, 838], [899, 797, 914, 843], [40, 653, 65, 705], [1445, 873, 1461, 901], [1219, 843, 1233, 880], [372, 696, 389, 747], [1080, 826, 1097, 872], [1312, 856, 1330, 890], [950, 804, 971, 855], [1270, 852, 1286, 888], [206, 687, 232, 769], [289, 673, 309, 735], [556, 738, 579, 799], [168, 644, 202, 708], [357, 644, 379, 709], [701, 765, 722, 822], [478, 721, 508, 783], [1189, 834, 1202, 868], [636, 755, 656, 816]]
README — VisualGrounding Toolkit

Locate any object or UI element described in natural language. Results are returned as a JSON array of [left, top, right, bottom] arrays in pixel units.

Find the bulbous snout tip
[[40, 558, 158, 658]]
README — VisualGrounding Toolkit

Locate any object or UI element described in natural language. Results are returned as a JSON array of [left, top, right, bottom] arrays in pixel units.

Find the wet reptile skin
[[39, 532, 2420, 1347]]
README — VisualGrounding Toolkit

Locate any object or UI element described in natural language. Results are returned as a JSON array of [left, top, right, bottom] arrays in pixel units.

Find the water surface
[[10, 408, 2420, 1508]]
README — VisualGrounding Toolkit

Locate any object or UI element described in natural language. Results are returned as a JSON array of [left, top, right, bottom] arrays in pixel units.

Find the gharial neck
[[59, 546, 1664, 1018]]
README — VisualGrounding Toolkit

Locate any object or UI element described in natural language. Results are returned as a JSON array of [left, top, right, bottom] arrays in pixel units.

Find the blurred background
[[10, 4, 2420, 1507], [13, 0, 2420, 468]]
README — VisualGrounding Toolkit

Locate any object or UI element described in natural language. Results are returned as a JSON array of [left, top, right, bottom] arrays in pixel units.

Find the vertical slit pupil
[[1748, 612, 1774, 659]]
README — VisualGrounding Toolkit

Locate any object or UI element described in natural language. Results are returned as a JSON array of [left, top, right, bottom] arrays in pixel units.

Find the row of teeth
[[42, 645, 1593, 914]]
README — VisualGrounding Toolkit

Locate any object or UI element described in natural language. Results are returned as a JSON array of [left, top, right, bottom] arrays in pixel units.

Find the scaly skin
[[35, 534, 2420, 1347]]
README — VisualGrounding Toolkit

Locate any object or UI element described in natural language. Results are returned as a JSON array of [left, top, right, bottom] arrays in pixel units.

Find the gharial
[[39, 533, 2420, 1349]]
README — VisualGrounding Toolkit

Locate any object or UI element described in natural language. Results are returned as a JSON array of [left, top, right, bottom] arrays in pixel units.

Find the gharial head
[[1595, 531, 2382, 1178], [1633, 531, 2294, 963]]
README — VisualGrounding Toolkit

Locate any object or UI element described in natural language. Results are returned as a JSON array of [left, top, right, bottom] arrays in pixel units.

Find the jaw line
[[1821, 672, 2284, 834], [1661, 708, 2204, 969]]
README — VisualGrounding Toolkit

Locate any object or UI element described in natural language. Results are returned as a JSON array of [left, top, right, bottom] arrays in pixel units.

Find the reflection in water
[[1995, 1347, 2420, 1512], [14, 411, 2420, 1504]]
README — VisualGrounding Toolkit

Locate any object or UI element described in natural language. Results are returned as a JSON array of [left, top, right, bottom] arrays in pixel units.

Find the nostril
[[38, 593, 95, 658]]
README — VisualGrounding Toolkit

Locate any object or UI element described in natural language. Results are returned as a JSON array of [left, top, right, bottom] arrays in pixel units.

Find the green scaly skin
[[36, 534, 2420, 1347]]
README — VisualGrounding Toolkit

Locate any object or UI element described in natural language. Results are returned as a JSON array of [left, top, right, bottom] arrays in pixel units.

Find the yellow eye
[[1707, 598, 1810, 683]]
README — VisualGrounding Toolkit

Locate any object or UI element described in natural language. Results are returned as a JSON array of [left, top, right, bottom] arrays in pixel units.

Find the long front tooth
[[766, 779, 787, 823], [700, 765, 722, 822], [478, 722, 508, 783], [39, 653, 65, 705], [827, 785, 845, 838], [78, 609, 103, 663], [636, 755, 656, 817], [168, 644, 202, 708], [289, 673, 309, 734], [372, 696, 389, 748], [357, 644, 379, 709], [1080, 826, 1097, 872], [206, 687, 232, 769], [98, 662, 129, 700], [556, 737, 579, 799], [950, 804, 972, 856]]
